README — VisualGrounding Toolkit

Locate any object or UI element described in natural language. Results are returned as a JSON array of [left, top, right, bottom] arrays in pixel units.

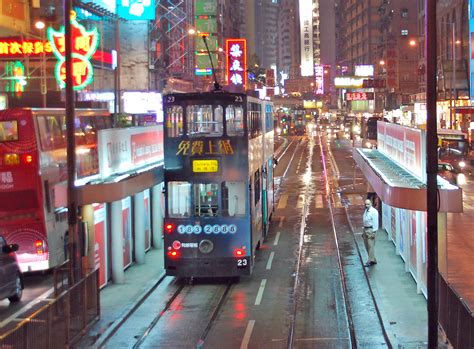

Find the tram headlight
[[459, 161, 466, 169], [276, 127, 282, 135], [167, 249, 180, 258]]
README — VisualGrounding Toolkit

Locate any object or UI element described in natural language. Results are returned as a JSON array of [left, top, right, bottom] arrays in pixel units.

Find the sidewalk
[[346, 202, 430, 348], [76, 248, 165, 348]]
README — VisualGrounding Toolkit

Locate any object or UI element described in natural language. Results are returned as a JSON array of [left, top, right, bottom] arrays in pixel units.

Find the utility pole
[[426, 0, 438, 347], [64, 0, 81, 283]]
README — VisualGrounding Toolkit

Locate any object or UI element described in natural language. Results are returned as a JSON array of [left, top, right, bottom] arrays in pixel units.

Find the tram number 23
[[237, 258, 248, 268]]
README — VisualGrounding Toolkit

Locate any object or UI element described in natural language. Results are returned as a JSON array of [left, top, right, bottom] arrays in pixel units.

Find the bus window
[[166, 106, 184, 138], [167, 181, 191, 218], [187, 105, 223, 137], [37, 116, 66, 150], [0, 121, 18, 142], [226, 106, 244, 136], [221, 181, 246, 217], [194, 183, 219, 217]]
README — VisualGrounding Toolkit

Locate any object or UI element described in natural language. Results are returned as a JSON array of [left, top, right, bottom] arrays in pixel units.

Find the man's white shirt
[[363, 207, 379, 231]]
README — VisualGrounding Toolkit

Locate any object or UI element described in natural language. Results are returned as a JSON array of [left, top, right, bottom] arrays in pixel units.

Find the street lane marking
[[297, 194, 305, 208], [240, 320, 255, 349], [273, 232, 281, 246], [255, 279, 267, 305], [315, 194, 324, 208], [278, 217, 284, 227], [266, 252, 275, 270], [0, 287, 54, 328], [277, 194, 288, 209]]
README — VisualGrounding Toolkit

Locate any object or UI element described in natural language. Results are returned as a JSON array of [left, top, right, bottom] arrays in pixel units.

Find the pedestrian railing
[[438, 273, 473, 348], [0, 269, 100, 348]]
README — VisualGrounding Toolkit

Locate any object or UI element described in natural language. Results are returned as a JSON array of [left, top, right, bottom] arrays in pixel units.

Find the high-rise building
[[255, 0, 279, 68], [277, 0, 300, 78]]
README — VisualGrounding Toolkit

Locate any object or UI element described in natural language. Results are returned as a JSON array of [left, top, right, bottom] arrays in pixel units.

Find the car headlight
[[459, 161, 466, 168], [365, 142, 372, 148]]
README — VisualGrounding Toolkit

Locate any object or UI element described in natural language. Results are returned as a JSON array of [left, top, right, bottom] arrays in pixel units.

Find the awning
[[353, 148, 462, 213]]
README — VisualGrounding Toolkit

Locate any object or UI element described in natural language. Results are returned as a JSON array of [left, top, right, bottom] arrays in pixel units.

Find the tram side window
[[187, 105, 223, 137], [221, 181, 246, 217], [166, 106, 184, 138], [194, 183, 219, 217], [226, 106, 244, 136], [167, 182, 192, 218], [254, 170, 261, 205]]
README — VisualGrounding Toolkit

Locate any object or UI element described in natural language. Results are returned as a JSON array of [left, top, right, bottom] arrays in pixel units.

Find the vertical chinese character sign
[[226, 39, 247, 88], [47, 11, 99, 91]]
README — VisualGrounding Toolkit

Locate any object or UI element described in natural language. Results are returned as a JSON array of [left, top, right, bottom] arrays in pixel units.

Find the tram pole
[[64, 0, 81, 284], [425, 0, 439, 347]]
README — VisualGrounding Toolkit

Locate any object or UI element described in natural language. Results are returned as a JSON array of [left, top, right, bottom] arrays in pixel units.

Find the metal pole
[[452, 23, 456, 129], [114, 20, 121, 119], [64, 0, 80, 283], [425, 0, 439, 347]]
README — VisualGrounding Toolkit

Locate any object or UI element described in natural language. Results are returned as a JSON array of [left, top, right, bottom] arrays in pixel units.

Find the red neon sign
[[226, 39, 247, 88]]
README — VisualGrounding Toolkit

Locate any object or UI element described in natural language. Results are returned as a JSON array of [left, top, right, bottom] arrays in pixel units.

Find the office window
[[401, 8, 408, 18], [401, 29, 409, 36]]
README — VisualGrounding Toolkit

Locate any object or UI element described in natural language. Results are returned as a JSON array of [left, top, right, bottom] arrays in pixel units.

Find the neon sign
[[47, 11, 99, 91], [4, 61, 26, 94], [226, 39, 247, 88]]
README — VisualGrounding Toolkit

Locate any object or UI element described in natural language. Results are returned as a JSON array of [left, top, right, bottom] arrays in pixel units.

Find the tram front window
[[194, 183, 219, 217], [187, 105, 223, 137], [221, 181, 246, 217], [226, 106, 244, 136], [167, 182, 192, 218]]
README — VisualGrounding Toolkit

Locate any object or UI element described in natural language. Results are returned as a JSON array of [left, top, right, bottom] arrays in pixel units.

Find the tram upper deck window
[[221, 181, 246, 217], [226, 106, 244, 136], [166, 106, 184, 138], [167, 181, 192, 218], [194, 183, 219, 217], [187, 105, 223, 137]]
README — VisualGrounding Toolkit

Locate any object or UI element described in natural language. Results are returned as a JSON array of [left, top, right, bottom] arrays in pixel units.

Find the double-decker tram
[[163, 91, 274, 277], [0, 108, 112, 272]]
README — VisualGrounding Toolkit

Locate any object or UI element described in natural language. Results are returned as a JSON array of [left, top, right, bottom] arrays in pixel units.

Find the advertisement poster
[[93, 203, 108, 288], [122, 197, 132, 269], [390, 207, 397, 243], [410, 211, 417, 276], [144, 189, 151, 251], [420, 213, 428, 287], [382, 203, 391, 236], [398, 209, 406, 260]]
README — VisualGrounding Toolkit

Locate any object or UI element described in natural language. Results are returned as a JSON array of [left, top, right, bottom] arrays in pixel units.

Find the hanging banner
[[299, 0, 313, 76], [47, 11, 99, 90], [226, 38, 247, 88]]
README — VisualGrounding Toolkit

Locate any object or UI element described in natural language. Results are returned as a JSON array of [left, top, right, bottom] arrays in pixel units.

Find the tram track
[[101, 277, 236, 349]]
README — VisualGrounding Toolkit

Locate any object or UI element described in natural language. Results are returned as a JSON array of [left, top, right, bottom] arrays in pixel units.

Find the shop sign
[[345, 92, 374, 101], [334, 76, 364, 88], [299, 0, 313, 76], [314, 65, 324, 94], [123, 91, 163, 122], [226, 38, 247, 87], [47, 11, 99, 91]]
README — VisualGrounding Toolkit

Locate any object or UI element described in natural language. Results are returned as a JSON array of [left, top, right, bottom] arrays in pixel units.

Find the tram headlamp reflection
[[276, 127, 282, 135], [459, 161, 466, 169], [457, 173, 466, 185]]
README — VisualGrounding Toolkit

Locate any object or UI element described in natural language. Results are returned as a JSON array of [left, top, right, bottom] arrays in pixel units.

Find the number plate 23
[[237, 258, 248, 268]]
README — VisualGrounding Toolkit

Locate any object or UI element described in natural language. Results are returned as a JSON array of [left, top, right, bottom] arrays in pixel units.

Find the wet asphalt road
[[100, 132, 391, 349]]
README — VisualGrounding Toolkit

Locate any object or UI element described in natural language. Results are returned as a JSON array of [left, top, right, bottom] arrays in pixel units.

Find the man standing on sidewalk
[[362, 199, 379, 267]]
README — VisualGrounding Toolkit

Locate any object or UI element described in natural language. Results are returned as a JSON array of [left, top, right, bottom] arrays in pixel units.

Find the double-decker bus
[[0, 108, 112, 272], [163, 92, 274, 277], [437, 129, 470, 172]]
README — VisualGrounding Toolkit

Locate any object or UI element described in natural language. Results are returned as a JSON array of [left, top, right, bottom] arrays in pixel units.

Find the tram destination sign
[[192, 159, 219, 173]]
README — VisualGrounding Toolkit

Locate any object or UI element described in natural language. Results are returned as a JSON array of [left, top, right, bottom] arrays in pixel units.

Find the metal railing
[[0, 269, 100, 348], [438, 273, 473, 348]]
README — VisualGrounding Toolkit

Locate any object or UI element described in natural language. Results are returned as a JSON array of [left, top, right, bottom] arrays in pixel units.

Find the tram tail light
[[165, 223, 175, 234], [34, 240, 44, 255], [167, 249, 180, 258], [24, 154, 33, 164], [233, 248, 245, 257]]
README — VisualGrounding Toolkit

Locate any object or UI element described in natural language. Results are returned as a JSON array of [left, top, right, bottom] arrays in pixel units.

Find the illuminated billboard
[[195, 0, 217, 16], [299, 0, 313, 76], [117, 0, 155, 20], [314, 65, 324, 94], [226, 39, 247, 88]]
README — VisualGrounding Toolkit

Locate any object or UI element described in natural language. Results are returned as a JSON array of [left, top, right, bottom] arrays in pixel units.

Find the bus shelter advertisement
[[377, 122, 425, 181], [382, 202, 428, 297], [98, 126, 164, 178], [93, 203, 108, 288]]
